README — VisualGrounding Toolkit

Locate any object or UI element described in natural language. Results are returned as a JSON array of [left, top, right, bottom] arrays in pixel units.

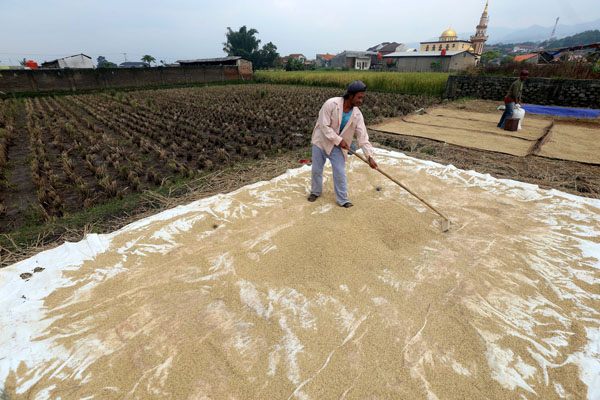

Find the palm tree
[[222, 26, 260, 61], [141, 55, 156, 67]]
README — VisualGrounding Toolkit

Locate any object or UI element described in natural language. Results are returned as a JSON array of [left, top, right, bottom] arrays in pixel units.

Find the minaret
[[470, 1, 489, 58]]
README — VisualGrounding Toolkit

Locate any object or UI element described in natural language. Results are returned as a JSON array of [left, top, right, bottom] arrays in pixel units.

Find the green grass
[[419, 147, 436, 155], [254, 70, 451, 97], [3, 193, 141, 249]]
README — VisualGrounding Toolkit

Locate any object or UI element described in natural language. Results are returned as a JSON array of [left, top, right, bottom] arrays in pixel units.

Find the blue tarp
[[521, 105, 600, 118]]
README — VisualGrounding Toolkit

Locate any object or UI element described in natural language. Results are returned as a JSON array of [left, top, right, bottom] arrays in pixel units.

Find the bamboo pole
[[347, 147, 450, 232]]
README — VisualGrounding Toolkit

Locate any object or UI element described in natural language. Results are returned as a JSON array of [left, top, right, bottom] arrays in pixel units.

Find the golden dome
[[468, 46, 475, 52], [441, 29, 457, 38]]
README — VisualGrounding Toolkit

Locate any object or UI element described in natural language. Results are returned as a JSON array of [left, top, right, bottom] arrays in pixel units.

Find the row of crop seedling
[[66, 95, 191, 179], [25, 99, 65, 220]]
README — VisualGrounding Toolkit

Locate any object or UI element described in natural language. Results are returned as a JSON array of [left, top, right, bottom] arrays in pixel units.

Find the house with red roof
[[315, 53, 335, 68], [281, 54, 307, 68], [514, 53, 538, 63]]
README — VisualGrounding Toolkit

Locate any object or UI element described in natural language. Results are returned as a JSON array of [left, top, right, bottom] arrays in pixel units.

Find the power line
[[0, 52, 72, 56]]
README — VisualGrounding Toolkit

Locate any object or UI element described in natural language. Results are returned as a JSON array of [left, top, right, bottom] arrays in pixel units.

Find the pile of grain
[[2, 150, 599, 399]]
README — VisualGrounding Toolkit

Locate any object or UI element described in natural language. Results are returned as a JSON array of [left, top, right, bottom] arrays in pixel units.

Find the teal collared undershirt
[[340, 109, 353, 133]]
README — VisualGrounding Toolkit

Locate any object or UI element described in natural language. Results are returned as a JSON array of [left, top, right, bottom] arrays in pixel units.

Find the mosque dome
[[440, 29, 458, 41], [441, 29, 457, 37]]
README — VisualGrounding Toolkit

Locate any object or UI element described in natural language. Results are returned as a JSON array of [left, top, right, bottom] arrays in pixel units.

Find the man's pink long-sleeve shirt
[[311, 97, 374, 161]]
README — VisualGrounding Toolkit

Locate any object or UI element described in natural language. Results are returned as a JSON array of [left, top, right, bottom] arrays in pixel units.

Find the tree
[[501, 55, 514, 65], [97, 56, 117, 68], [223, 26, 261, 62], [255, 41, 280, 69], [481, 50, 500, 65], [141, 55, 156, 67], [285, 58, 304, 71], [430, 61, 443, 72], [222, 26, 282, 70]]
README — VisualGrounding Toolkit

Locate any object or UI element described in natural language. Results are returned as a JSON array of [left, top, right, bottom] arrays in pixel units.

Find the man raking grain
[[308, 80, 377, 208]]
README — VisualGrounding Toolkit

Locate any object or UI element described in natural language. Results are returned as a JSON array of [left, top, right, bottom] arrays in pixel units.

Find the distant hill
[[482, 30, 600, 57], [489, 18, 600, 44], [539, 30, 600, 49]]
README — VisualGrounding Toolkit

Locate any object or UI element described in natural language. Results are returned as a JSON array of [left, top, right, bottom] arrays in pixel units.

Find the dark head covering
[[520, 69, 529, 76], [344, 80, 367, 98]]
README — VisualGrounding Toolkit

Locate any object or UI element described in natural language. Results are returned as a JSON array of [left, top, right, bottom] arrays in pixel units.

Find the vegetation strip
[[254, 71, 450, 97]]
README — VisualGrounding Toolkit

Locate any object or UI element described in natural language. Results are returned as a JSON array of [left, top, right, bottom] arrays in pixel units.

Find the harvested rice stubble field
[[0, 85, 438, 234]]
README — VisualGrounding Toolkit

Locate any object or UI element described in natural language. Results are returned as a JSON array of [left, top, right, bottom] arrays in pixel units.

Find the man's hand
[[338, 140, 349, 150], [368, 156, 378, 169]]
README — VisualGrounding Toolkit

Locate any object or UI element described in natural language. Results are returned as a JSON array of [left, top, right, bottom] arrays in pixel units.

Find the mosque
[[419, 1, 489, 59]]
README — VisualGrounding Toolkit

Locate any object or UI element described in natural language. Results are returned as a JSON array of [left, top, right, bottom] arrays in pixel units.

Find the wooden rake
[[347, 148, 450, 232]]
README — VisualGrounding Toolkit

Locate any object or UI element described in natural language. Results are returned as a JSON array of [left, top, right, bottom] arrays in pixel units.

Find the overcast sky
[[1, 0, 599, 65]]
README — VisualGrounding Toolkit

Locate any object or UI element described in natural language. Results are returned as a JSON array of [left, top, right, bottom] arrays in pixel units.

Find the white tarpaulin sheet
[[1, 149, 599, 399]]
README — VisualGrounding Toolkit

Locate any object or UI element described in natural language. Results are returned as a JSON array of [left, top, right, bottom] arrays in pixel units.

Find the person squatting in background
[[498, 69, 528, 129]]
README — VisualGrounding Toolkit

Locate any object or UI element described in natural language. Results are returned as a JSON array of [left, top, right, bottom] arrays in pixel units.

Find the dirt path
[[2, 101, 38, 232]]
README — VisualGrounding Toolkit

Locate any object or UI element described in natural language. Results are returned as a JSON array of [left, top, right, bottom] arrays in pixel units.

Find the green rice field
[[254, 70, 451, 97]]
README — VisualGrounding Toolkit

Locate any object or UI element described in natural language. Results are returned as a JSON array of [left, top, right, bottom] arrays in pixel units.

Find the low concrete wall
[[0, 66, 253, 94], [390, 53, 477, 73], [445, 75, 600, 108]]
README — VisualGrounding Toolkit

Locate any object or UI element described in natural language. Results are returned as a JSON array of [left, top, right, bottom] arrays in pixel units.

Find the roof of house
[[61, 53, 91, 60], [43, 53, 92, 64], [317, 54, 336, 60], [420, 40, 472, 44], [288, 54, 305, 58], [378, 43, 404, 53], [367, 42, 399, 52], [514, 54, 538, 62], [334, 50, 377, 58], [385, 50, 473, 57]]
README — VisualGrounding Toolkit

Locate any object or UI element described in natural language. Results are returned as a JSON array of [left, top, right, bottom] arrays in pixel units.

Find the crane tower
[[548, 17, 560, 43]]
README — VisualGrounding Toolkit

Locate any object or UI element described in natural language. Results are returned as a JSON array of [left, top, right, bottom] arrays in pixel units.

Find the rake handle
[[347, 148, 449, 222]]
